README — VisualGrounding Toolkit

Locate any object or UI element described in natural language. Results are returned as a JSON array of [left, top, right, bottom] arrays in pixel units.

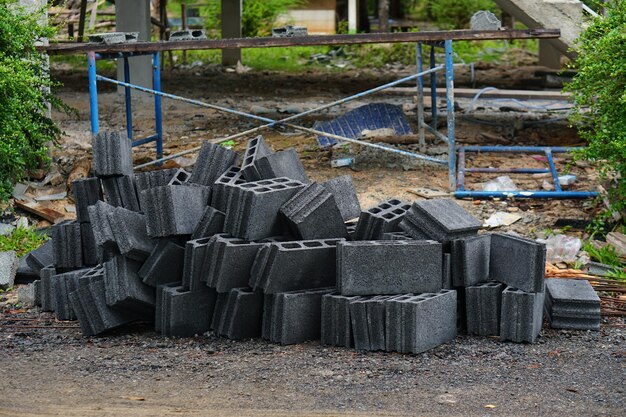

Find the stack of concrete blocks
[[280, 182, 348, 239], [354, 199, 411, 240], [263, 287, 334, 345], [544, 278, 600, 330]]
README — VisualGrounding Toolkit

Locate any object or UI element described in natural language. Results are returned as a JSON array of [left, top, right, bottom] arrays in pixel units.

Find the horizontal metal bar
[[132, 134, 159, 147], [423, 122, 449, 144], [460, 146, 580, 153], [42, 29, 561, 55], [465, 168, 550, 174], [96, 51, 158, 59], [455, 191, 598, 199]]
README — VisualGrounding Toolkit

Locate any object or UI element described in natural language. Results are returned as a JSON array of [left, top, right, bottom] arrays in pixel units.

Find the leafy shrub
[[565, 2, 626, 222], [0, 1, 62, 201], [0, 226, 48, 258]]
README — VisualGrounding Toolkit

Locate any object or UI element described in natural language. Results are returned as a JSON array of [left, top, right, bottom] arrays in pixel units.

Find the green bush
[[0, 1, 62, 201], [200, 0, 306, 38], [564, 2, 626, 222]]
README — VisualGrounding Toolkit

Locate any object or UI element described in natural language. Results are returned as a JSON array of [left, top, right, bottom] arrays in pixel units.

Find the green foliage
[[565, 2, 626, 222], [199, 0, 305, 38], [0, 1, 62, 201], [582, 241, 622, 268], [0, 226, 48, 258], [428, 0, 498, 29]]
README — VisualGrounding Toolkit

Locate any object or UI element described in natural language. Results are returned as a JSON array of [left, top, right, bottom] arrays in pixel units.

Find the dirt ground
[[1, 65, 620, 416]]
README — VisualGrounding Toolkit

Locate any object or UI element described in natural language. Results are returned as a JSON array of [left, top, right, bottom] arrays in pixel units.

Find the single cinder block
[[210, 292, 229, 331], [451, 234, 491, 287], [224, 178, 305, 241], [155, 281, 182, 333], [92, 131, 133, 177], [72, 177, 102, 223], [337, 240, 442, 296], [321, 175, 361, 221], [0, 251, 19, 290], [250, 239, 342, 293], [384, 294, 416, 352], [189, 142, 238, 187], [101, 175, 141, 212], [51, 269, 90, 320], [354, 199, 411, 240], [253, 148, 309, 183], [103, 255, 156, 318], [489, 233, 546, 293], [465, 281, 504, 336], [81, 223, 99, 266], [135, 168, 179, 193], [241, 135, 273, 181], [265, 287, 334, 345], [181, 237, 213, 291], [191, 206, 225, 239], [107, 207, 155, 261], [88, 277, 136, 334], [204, 234, 266, 293], [280, 182, 348, 240], [167, 168, 191, 186], [25, 240, 54, 275], [210, 165, 246, 212], [51, 220, 83, 269], [400, 199, 481, 243], [217, 288, 264, 340], [500, 286, 544, 343], [139, 240, 185, 287], [17, 280, 40, 308], [544, 278, 600, 331], [141, 185, 211, 237], [160, 286, 217, 337], [39, 265, 56, 311], [88, 201, 117, 249], [321, 293, 361, 348], [349, 295, 395, 351]]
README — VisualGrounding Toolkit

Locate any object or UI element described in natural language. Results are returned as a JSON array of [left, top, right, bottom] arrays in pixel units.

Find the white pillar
[[116, 0, 152, 92], [221, 0, 242, 66], [348, 0, 358, 33]]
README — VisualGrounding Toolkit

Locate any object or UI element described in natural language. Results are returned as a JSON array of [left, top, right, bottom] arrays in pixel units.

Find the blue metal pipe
[[87, 51, 99, 135], [545, 149, 563, 192], [132, 134, 159, 147], [455, 191, 598, 199], [123, 57, 133, 140], [152, 52, 163, 161], [444, 39, 456, 191]]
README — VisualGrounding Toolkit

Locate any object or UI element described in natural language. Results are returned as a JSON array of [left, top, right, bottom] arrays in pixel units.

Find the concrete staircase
[[494, 0, 590, 59]]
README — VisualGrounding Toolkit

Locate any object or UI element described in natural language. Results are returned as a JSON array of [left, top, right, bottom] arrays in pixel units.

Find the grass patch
[[0, 227, 48, 258]]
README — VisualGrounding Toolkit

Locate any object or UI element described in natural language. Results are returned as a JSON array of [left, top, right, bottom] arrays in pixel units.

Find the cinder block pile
[[23, 131, 599, 353]]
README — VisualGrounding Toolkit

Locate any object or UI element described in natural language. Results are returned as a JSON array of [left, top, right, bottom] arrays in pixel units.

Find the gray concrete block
[[253, 148, 309, 183], [135, 168, 179, 193], [17, 280, 40, 308], [0, 251, 19, 290], [489, 233, 546, 293], [103, 255, 155, 318], [101, 175, 141, 212], [50, 269, 90, 320], [224, 178, 305, 241], [181, 237, 213, 291], [465, 281, 504, 336], [210, 165, 245, 212], [160, 286, 217, 337], [241, 135, 273, 181], [51, 221, 83, 269], [155, 281, 182, 333], [87, 201, 117, 249], [166, 168, 191, 186], [382, 231, 413, 240], [88, 277, 136, 333], [265, 287, 334, 345], [141, 185, 211, 237], [384, 294, 416, 352], [500, 286, 544, 343], [400, 199, 481, 243], [92, 131, 133, 177], [348, 295, 398, 351], [544, 278, 600, 330], [107, 207, 155, 261], [321, 175, 361, 222], [68, 289, 94, 336], [442, 253, 452, 289], [217, 287, 264, 340], [191, 206, 225, 239], [354, 199, 411, 240], [320, 293, 360, 348], [204, 234, 266, 293], [337, 240, 442, 296], [169, 29, 207, 41], [139, 240, 185, 287], [72, 177, 102, 223], [250, 238, 342, 293], [280, 182, 348, 240], [81, 223, 99, 266], [25, 240, 54, 275], [39, 265, 56, 311], [450, 234, 491, 287], [210, 292, 229, 331], [190, 142, 238, 187]]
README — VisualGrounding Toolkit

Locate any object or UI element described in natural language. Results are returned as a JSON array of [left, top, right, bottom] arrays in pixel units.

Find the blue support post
[[123, 57, 133, 140], [87, 51, 99, 135], [444, 39, 456, 191], [545, 149, 563, 192], [430, 45, 437, 130], [416, 43, 425, 150], [152, 52, 163, 161]]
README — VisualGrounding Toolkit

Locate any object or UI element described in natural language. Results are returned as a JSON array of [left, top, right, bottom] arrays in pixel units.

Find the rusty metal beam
[[41, 28, 560, 55]]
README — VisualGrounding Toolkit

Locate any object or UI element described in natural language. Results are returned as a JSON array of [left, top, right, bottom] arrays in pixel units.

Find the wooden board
[[40, 29, 560, 56], [14, 201, 66, 224]]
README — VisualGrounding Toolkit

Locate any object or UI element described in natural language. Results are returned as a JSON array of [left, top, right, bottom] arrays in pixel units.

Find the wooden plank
[[383, 87, 571, 101], [14, 201, 66, 224], [41, 29, 561, 55]]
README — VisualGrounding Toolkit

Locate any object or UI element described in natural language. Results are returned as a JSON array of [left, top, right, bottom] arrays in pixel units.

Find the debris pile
[[20, 132, 600, 353]]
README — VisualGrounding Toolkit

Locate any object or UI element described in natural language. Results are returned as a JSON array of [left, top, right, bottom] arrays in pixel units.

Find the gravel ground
[[0, 311, 624, 417]]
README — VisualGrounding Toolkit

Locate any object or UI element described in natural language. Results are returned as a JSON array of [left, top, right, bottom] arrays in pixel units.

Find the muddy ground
[[1, 65, 621, 416]]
